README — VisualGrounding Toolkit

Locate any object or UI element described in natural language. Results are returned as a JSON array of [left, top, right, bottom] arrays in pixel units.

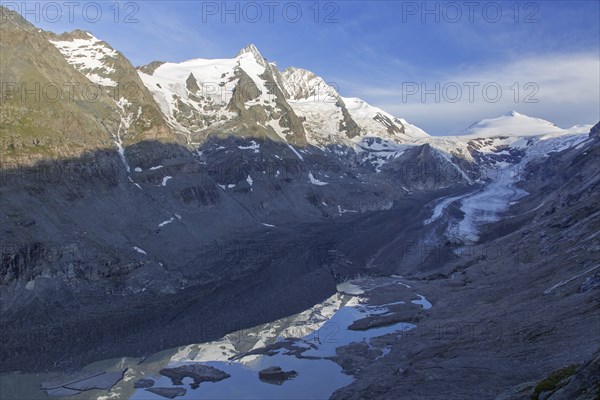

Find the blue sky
[[7, 0, 600, 134]]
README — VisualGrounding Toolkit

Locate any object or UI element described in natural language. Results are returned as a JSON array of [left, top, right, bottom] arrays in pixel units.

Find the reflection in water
[[2, 277, 427, 400]]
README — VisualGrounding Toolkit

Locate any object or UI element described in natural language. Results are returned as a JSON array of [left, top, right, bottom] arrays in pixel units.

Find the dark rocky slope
[[0, 134, 468, 372], [330, 124, 600, 399]]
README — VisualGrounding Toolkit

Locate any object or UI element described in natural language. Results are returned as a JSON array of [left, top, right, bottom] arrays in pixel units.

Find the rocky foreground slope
[[330, 123, 600, 400], [0, 7, 598, 399]]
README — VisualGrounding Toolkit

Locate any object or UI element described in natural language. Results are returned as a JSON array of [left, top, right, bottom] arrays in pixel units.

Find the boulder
[[348, 309, 419, 331], [159, 364, 230, 389], [258, 366, 298, 385]]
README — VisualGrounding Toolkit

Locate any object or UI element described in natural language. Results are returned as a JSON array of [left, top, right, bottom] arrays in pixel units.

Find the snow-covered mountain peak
[[235, 43, 267, 66], [236, 43, 261, 56], [457, 111, 564, 138], [421, 112, 590, 181], [129, 40, 438, 150]]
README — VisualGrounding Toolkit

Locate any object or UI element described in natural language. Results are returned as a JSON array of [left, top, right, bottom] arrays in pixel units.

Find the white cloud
[[350, 53, 600, 135]]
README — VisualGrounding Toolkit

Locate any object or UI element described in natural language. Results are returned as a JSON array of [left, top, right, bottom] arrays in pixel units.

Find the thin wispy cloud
[[370, 53, 600, 134], [131, 5, 218, 63]]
